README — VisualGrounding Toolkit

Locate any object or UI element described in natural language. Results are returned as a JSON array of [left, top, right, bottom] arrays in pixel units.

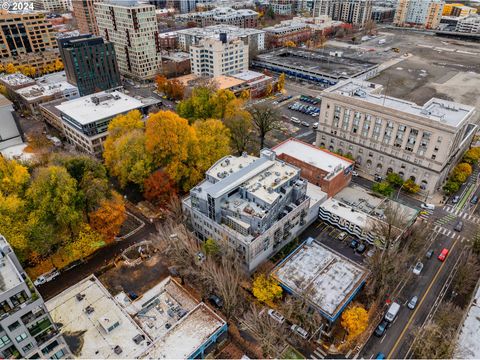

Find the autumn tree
[[341, 305, 369, 340], [224, 99, 254, 155], [284, 40, 296, 47], [103, 111, 153, 188], [65, 224, 102, 260], [386, 172, 404, 188], [463, 147, 480, 164], [177, 86, 218, 121], [146, 111, 201, 191], [0, 192, 29, 260], [89, 192, 126, 242], [452, 251, 480, 297], [240, 89, 250, 100], [265, 83, 273, 96], [26, 166, 83, 246], [0, 156, 30, 196], [403, 178, 420, 194], [249, 104, 281, 150], [5, 63, 16, 74], [155, 74, 168, 93], [252, 273, 282, 303], [372, 181, 393, 197], [193, 119, 231, 173], [276, 73, 285, 92], [54, 59, 64, 71], [143, 169, 177, 208], [451, 162, 472, 183]]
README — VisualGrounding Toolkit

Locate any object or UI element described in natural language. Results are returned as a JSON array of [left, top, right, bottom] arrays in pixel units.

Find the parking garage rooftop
[[254, 48, 378, 80], [272, 240, 367, 322]]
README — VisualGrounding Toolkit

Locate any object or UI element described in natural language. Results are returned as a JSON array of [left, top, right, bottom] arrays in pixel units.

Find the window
[[0, 300, 11, 315], [0, 335, 11, 347], [8, 321, 20, 332], [15, 332, 27, 343], [22, 343, 33, 353]]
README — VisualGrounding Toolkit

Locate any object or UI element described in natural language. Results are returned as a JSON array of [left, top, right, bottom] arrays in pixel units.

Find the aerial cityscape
[[1, 0, 480, 359]]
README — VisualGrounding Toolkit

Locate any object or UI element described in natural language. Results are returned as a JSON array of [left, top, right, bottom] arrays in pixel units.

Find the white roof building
[[455, 283, 480, 358], [272, 240, 367, 322]]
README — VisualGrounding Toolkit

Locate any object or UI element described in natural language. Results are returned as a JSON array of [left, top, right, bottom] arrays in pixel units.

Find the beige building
[[394, 0, 444, 29], [95, 2, 162, 81], [190, 37, 248, 77], [0, 11, 60, 68], [451, 5, 477, 17], [315, 79, 477, 194], [312, 0, 373, 26], [32, 0, 69, 13], [72, 0, 99, 35]]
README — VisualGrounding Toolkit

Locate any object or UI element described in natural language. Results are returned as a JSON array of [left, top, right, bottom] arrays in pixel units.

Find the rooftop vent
[[114, 346, 122, 355]]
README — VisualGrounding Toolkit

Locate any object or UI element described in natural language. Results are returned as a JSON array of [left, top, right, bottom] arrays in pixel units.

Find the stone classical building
[[315, 79, 477, 194]]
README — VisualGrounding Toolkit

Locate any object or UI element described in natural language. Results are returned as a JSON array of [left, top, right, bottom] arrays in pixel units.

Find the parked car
[[267, 309, 285, 324], [291, 117, 300, 124], [376, 353, 386, 360], [413, 262, 424, 275], [290, 324, 309, 339], [351, 171, 359, 177], [301, 121, 309, 127], [438, 248, 449, 262], [313, 122, 318, 129], [421, 203, 435, 210], [366, 248, 376, 258], [338, 232, 347, 240], [350, 239, 359, 249], [454, 220, 464, 232], [452, 195, 460, 204], [356, 243, 367, 254], [407, 296, 418, 310], [374, 320, 388, 337], [471, 195, 479, 205], [208, 294, 224, 308], [385, 302, 400, 322], [426, 249, 434, 259], [33, 269, 60, 286]]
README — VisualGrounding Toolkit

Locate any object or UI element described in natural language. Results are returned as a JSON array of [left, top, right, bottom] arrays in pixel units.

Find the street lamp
[[395, 183, 405, 200]]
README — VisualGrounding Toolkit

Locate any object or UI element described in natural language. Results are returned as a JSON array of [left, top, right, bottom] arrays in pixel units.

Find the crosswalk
[[418, 209, 433, 220], [442, 205, 480, 224], [433, 224, 471, 243], [311, 347, 327, 359]]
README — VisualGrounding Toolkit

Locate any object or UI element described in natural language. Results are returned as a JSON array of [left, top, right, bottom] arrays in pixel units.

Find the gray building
[[315, 79, 477, 194], [0, 235, 70, 359], [313, 0, 373, 26], [0, 95, 23, 152], [182, 149, 325, 271]]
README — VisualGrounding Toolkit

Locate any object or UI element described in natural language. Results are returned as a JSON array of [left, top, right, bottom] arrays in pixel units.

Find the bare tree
[[364, 20, 377, 35], [242, 304, 288, 358], [279, 288, 323, 334], [453, 251, 480, 297], [411, 323, 456, 359], [249, 105, 281, 150]]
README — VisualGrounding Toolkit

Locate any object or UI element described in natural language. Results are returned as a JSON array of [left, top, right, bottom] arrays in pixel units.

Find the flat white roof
[[273, 241, 366, 319], [142, 304, 225, 359], [273, 138, 352, 175], [0, 255, 23, 294], [321, 197, 368, 228], [231, 70, 266, 82], [0, 72, 34, 87], [327, 80, 475, 128], [455, 285, 480, 358], [17, 81, 77, 101], [46, 275, 149, 359], [56, 91, 144, 125], [306, 182, 328, 209]]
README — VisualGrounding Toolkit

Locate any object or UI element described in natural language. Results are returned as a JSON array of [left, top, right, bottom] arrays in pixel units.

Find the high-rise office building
[[32, 0, 69, 13], [58, 34, 121, 96], [0, 11, 60, 69], [72, 0, 100, 35], [312, 0, 373, 26], [94, 1, 162, 81], [394, 0, 444, 29], [0, 235, 71, 359]]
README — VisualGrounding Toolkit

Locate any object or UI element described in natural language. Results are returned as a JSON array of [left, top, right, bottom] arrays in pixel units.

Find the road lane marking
[[387, 239, 458, 359]]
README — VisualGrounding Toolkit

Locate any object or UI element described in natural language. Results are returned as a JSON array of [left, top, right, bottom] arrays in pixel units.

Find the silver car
[[408, 296, 418, 310]]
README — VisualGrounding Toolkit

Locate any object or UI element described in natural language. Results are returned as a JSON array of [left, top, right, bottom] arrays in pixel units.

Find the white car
[[413, 262, 424, 275], [351, 171, 359, 177], [291, 117, 301, 124], [421, 203, 435, 210], [267, 309, 285, 324], [291, 324, 309, 339]]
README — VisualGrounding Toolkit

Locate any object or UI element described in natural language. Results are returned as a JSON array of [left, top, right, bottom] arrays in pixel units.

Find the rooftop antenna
[[382, 76, 390, 107]]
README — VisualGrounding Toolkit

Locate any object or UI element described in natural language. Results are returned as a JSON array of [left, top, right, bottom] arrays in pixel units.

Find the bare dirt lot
[[369, 29, 480, 109]]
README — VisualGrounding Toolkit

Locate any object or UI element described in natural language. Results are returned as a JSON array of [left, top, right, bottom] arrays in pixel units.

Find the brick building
[[264, 22, 312, 47], [272, 138, 354, 198]]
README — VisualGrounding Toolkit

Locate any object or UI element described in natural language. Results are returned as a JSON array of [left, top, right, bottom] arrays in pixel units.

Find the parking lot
[[301, 220, 375, 266]]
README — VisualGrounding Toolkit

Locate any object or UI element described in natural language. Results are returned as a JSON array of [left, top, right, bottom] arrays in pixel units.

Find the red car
[[438, 248, 449, 262]]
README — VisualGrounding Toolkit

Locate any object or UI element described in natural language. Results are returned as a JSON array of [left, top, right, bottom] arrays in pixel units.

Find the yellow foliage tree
[[0, 63, 4, 73], [193, 119, 231, 173], [54, 59, 64, 71], [66, 223, 103, 260], [276, 73, 285, 92], [265, 83, 273, 96], [5, 63, 16, 74], [341, 305, 369, 340], [89, 192, 126, 243], [145, 111, 201, 191], [240, 89, 250, 100], [0, 157, 30, 196], [252, 273, 283, 303], [284, 40, 296, 48]]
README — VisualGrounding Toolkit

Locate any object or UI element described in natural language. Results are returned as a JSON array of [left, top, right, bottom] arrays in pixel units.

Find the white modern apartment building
[[176, 25, 265, 54], [176, 7, 258, 28], [315, 79, 477, 194], [95, 1, 162, 80], [190, 36, 248, 77], [456, 15, 480, 33], [183, 150, 313, 271], [394, 0, 444, 29], [312, 0, 373, 26], [55, 91, 154, 156]]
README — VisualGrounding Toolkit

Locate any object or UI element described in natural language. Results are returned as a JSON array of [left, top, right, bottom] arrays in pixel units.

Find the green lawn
[[281, 346, 305, 360]]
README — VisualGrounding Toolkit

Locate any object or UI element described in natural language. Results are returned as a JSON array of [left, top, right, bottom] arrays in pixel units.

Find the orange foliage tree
[[89, 192, 126, 242], [143, 169, 177, 208]]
